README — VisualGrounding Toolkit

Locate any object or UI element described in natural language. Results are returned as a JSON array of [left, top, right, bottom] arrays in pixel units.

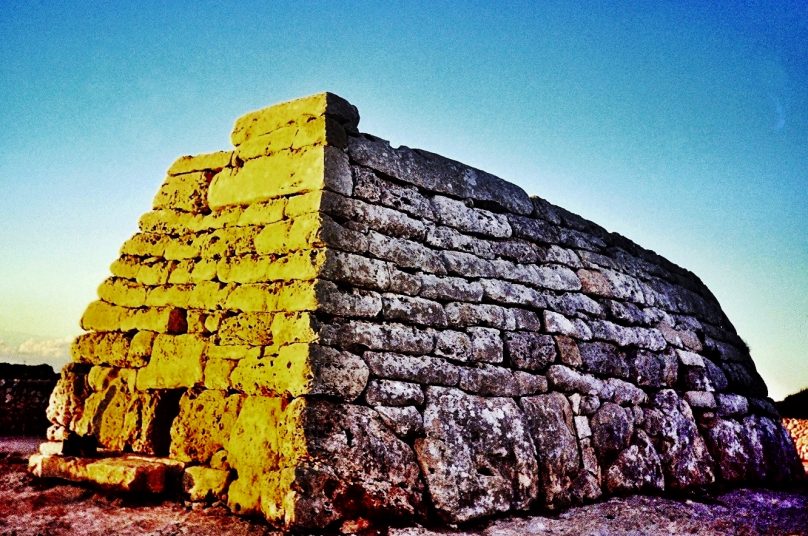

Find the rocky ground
[[1, 437, 806, 535]]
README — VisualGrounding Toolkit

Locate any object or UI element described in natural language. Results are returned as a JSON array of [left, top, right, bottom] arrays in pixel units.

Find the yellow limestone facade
[[36, 93, 389, 527]]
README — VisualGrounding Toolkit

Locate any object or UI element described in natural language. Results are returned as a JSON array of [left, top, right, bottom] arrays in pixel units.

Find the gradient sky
[[0, 1, 805, 399]]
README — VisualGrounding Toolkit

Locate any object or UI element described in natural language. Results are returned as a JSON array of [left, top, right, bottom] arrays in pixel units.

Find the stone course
[[34, 92, 803, 531]]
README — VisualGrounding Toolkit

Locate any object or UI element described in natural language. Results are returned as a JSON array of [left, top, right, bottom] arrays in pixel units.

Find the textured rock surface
[[35, 92, 802, 530]]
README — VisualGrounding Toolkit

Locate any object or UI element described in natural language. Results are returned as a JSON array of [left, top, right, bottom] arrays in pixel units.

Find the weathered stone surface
[[702, 417, 753, 483], [419, 274, 484, 302], [382, 294, 447, 327], [374, 405, 424, 439], [39, 92, 799, 531], [365, 379, 425, 407], [434, 330, 473, 362], [288, 400, 425, 527], [521, 392, 599, 508], [630, 348, 677, 388], [416, 387, 538, 522], [546, 364, 604, 396], [183, 466, 231, 501], [642, 390, 716, 490], [466, 328, 504, 364], [365, 352, 459, 386], [29, 453, 174, 494], [347, 136, 534, 215], [554, 335, 581, 367], [431, 195, 512, 238], [505, 332, 555, 371], [578, 341, 630, 379], [605, 430, 665, 494], [170, 389, 243, 463], [590, 402, 634, 464]]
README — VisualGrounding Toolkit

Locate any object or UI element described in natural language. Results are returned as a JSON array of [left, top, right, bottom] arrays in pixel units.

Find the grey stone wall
[[312, 128, 803, 523]]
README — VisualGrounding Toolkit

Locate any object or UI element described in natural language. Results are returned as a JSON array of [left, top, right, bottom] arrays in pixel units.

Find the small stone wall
[[34, 93, 803, 532], [0, 364, 57, 436]]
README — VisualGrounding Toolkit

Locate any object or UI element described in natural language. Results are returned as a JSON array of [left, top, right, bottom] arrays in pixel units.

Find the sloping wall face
[[36, 93, 802, 530]]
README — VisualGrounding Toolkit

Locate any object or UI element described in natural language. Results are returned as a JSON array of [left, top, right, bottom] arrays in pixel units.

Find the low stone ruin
[[32, 93, 803, 531], [1, 363, 57, 436]]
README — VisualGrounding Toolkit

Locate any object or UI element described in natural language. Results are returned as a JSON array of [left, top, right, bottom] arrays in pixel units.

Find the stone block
[[29, 454, 171, 495], [183, 466, 231, 502], [430, 195, 512, 238], [365, 351, 459, 386], [168, 150, 232, 175], [467, 327, 504, 364], [505, 331, 554, 371], [135, 334, 206, 390], [416, 387, 538, 522], [170, 389, 244, 463], [434, 330, 473, 362], [364, 379, 424, 406]]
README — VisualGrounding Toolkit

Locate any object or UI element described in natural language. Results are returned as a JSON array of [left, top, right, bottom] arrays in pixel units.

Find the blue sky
[[0, 1, 805, 398]]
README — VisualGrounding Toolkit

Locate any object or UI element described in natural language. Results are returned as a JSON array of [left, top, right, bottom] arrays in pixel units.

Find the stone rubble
[[33, 92, 804, 531]]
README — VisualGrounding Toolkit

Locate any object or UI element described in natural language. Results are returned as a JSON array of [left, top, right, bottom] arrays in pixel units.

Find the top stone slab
[[230, 92, 360, 147]]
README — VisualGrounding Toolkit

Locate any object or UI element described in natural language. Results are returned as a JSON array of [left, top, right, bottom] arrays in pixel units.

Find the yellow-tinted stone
[[170, 390, 243, 463], [187, 310, 207, 333], [29, 454, 171, 494], [183, 466, 231, 502], [218, 312, 274, 346], [98, 277, 148, 308], [253, 213, 323, 255], [217, 249, 326, 284], [285, 190, 323, 218], [207, 344, 262, 361], [121, 233, 169, 257], [207, 146, 324, 209], [187, 281, 234, 310], [275, 280, 319, 312], [168, 150, 232, 176], [135, 334, 206, 390], [127, 306, 187, 333], [73, 378, 136, 450], [191, 258, 219, 282], [166, 260, 194, 284], [129, 331, 156, 365], [80, 301, 124, 332], [138, 209, 199, 235], [203, 311, 227, 333], [110, 256, 141, 280], [137, 258, 175, 285], [153, 171, 212, 213], [163, 234, 199, 260], [239, 199, 286, 226], [146, 284, 193, 308], [236, 115, 348, 161], [196, 227, 258, 258], [87, 366, 136, 392], [231, 92, 341, 146], [225, 396, 307, 516], [225, 283, 278, 312], [204, 358, 237, 390], [46, 364, 91, 428], [271, 312, 317, 346], [71, 332, 132, 367], [229, 343, 310, 397]]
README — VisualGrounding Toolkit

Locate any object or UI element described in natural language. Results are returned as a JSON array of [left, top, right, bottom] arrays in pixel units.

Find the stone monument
[[32, 93, 803, 531]]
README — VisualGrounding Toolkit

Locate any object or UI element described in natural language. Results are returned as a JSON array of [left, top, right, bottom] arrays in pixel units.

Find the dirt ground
[[1, 437, 806, 536]]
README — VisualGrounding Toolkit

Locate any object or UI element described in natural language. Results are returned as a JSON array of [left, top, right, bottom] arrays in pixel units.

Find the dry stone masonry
[[32, 93, 803, 531]]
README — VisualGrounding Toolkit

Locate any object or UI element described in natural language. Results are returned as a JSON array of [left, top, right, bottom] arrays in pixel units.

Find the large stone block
[[416, 387, 538, 522]]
